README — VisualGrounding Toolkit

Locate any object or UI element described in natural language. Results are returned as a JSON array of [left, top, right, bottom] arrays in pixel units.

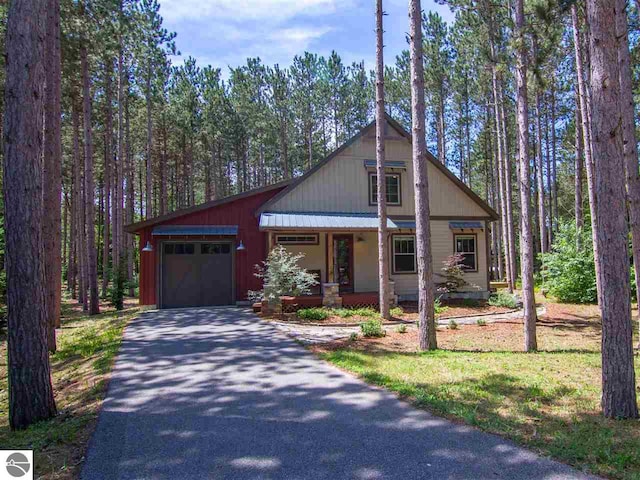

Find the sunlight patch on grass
[[322, 348, 640, 479]]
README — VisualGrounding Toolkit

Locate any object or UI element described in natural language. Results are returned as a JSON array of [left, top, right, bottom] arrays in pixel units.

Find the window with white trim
[[393, 235, 416, 273], [275, 234, 319, 245], [454, 234, 477, 271], [369, 173, 401, 205]]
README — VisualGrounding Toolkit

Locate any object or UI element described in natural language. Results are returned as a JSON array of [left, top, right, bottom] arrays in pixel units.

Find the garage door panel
[[161, 241, 233, 309]]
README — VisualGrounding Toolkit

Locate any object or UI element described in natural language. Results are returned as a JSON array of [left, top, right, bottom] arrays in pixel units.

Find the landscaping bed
[[312, 301, 640, 480], [0, 297, 140, 479]]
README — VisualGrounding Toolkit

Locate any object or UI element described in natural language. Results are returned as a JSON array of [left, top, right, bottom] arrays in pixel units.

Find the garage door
[[161, 241, 233, 308]]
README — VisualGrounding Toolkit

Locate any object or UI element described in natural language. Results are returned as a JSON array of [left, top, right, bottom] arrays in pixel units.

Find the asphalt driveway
[[82, 307, 595, 480]]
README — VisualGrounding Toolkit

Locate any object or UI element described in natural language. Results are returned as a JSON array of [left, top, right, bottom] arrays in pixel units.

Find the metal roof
[[260, 212, 400, 230], [363, 159, 407, 169], [449, 221, 484, 230], [151, 225, 238, 236]]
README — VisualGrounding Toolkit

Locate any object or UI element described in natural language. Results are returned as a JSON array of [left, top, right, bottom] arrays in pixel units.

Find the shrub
[[448, 319, 458, 330], [109, 257, 127, 310], [460, 298, 479, 307], [332, 307, 378, 318], [297, 308, 330, 321], [434, 297, 448, 315], [476, 319, 487, 326], [349, 332, 359, 341], [540, 223, 597, 303], [488, 291, 519, 309], [360, 319, 385, 337], [437, 253, 468, 293], [248, 245, 319, 303], [390, 306, 403, 317], [396, 323, 407, 334]]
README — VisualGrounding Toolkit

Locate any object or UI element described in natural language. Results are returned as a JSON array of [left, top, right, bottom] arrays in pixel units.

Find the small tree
[[248, 245, 318, 303], [437, 253, 468, 294], [109, 255, 127, 310]]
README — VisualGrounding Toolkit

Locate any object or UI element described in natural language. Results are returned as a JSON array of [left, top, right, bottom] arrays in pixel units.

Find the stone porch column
[[322, 283, 342, 308]]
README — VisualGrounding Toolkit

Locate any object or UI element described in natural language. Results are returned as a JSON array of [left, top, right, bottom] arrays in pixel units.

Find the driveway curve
[[82, 307, 596, 480]]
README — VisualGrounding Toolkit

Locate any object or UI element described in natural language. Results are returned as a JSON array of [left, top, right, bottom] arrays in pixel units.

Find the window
[[455, 234, 477, 271], [393, 235, 416, 273], [275, 234, 319, 245], [201, 243, 231, 255], [369, 173, 401, 205], [164, 243, 195, 255]]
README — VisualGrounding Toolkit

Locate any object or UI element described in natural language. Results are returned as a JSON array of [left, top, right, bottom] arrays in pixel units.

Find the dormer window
[[369, 173, 401, 206]]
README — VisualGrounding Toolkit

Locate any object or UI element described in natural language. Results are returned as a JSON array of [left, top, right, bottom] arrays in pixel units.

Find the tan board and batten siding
[[267, 126, 488, 218], [268, 121, 492, 294]]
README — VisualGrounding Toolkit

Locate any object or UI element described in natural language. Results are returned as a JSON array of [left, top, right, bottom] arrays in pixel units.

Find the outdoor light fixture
[[142, 241, 153, 252], [357, 235, 365, 243], [236, 240, 246, 251]]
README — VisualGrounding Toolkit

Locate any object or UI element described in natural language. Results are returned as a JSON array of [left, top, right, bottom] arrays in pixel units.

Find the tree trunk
[[550, 85, 558, 240], [575, 99, 584, 246], [615, 0, 640, 343], [4, 0, 57, 429], [534, 83, 548, 254], [572, 3, 602, 302], [376, 0, 390, 320], [409, 0, 437, 350], [43, 0, 62, 349], [145, 65, 153, 219], [514, 0, 537, 352], [81, 45, 100, 315], [125, 92, 135, 297], [587, 0, 638, 419], [73, 99, 86, 308], [159, 109, 167, 215], [437, 91, 446, 165], [102, 59, 112, 298]]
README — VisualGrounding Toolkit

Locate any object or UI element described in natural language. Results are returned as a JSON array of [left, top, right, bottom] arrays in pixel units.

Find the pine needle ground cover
[[0, 298, 140, 479], [314, 302, 640, 480]]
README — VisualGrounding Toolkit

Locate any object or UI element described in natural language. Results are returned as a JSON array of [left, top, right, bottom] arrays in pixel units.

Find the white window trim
[[275, 233, 319, 245], [369, 173, 401, 206], [454, 234, 477, 271], [392, 235, 416, 273]]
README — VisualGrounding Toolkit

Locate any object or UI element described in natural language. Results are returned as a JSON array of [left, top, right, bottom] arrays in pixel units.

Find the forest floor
[[0, 296, 141, 480], [312, 298, 640, 480]]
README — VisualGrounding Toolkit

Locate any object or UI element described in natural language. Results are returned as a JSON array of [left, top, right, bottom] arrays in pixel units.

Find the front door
[[333, 235, 354, 293]]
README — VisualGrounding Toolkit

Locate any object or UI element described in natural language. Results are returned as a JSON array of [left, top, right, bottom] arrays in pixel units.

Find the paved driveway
[[82, 307, 595, 480]]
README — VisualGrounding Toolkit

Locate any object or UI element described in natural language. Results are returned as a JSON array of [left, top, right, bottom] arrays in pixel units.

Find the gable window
[[369, 173, 401, 206], [275, 234, 319, 245], [454, 234, 477, 271], [392, 235, 416, 273]]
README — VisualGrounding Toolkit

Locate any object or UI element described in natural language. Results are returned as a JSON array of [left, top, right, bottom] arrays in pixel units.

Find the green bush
[[476, 319, 487, 326], [297, 308, 330, 321], [448, 319, 459, 330], [248, 245, 319, 303], [396, 323, 407, 334], [540, 223, 598, 303], [434, 297, 448, 315], [349, 332, 359, 341], [488, 291, 519, 309], [109, 257, 127, 310], [390, 306, 403, 317], [331, 307, 378, 318], [360, 319, 385, 337]]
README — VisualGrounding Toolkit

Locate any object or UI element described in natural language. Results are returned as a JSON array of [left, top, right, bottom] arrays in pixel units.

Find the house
[[125, 114, 498, 309]]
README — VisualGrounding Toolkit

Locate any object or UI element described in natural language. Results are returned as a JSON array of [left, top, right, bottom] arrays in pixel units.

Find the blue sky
[[158, 0, 456, 77]]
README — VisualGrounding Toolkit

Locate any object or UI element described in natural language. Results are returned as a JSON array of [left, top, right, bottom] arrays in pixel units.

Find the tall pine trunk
[[514, 0, 537, 352], [615, 0, 640, 340], [575, 99, 584, 246], [376, 0, 390, 320], [534, 82, 548, 254], [587, 0, 638, 419], [4, 0, 57, 429], [409, 0, 437, 351], [102, 59, 112, 298], [81, 45, 100, 315], [44, 0, 62, 349], [145, 65, 153, 219]]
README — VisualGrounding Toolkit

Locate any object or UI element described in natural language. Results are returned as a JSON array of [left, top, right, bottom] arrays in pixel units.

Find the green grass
[[0, 299, 140, 479], [321, 348, 640, 479]]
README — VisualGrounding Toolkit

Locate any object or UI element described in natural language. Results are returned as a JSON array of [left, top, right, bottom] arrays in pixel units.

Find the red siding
[[137, 187, 285, 306]]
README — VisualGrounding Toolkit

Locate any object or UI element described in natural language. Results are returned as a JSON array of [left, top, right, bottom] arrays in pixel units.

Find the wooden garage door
[[161, 242, 233, 308]]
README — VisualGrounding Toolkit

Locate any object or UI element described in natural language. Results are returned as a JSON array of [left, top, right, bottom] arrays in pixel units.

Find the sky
[[158, 0, 456, 77]]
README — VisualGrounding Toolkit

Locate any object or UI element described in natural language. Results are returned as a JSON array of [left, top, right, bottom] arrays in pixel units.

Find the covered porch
[[259, 211, 490, 309]]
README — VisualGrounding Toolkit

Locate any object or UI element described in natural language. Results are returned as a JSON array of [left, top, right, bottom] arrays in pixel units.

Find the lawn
[[0, 296, 141, 479], [314, 300, 640, 480]]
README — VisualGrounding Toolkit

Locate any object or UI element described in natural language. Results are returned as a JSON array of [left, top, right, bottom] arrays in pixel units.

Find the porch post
[[327, 232, 334, 282]]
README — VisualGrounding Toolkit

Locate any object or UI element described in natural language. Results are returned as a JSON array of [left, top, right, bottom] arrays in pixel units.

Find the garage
[[160, 241, 234, 308]]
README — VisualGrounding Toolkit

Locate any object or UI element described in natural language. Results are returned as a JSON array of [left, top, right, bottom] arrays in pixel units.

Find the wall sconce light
[[356, 235, 365, 243], [236, 240, 246, 251], [142, 241, 153, 252]]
